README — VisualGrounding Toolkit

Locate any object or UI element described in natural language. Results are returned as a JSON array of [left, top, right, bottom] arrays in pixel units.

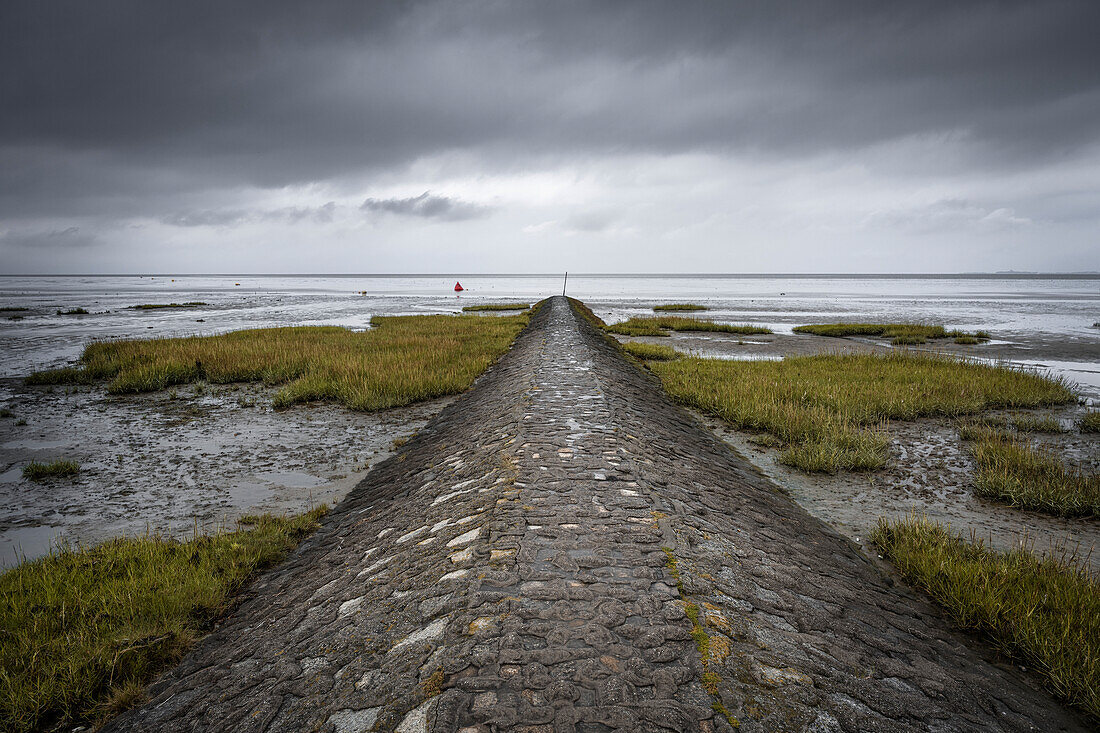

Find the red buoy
[[454, 281, 464, 292]]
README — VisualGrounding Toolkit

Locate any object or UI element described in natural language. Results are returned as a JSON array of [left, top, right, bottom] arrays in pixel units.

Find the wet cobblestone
[[104, 297, 1087, 732]]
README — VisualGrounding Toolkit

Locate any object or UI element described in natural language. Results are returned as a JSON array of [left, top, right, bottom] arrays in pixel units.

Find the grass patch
[[622, 342, 681, 361], [461, 303, 530, 312], [1080, 412, 1100, 433], [56, 308, 89, 316], [0, 509, 326, 733], [649, 352, 1075, 472], [128, 302, 207, 310], [607, 316, 771, 338], [1010, 414, 1067, 433], [0, 409, 13, 418], [960, 425, 1099, 517], [874, 516, 1099, 720], [793, 322, 989, 346], [22, 460, 80, 481], [653, 303, 707, 312], [26, 313, 530, 411], [0, 307, 28, 312]]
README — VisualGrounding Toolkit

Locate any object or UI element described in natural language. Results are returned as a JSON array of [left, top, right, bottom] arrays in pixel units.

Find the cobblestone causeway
[[104, 296, 1087, 732]]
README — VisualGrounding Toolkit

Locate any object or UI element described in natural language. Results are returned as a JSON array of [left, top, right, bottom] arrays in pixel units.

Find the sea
[[1, 274, 1098, 396]]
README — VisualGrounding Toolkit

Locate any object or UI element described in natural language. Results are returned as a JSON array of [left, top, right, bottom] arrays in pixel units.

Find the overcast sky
[[2, 0, 1098, 274]]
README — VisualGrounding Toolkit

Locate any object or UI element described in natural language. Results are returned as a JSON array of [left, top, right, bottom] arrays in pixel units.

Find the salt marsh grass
[[26, 313, 529, 411], [22, 460, 80, 481], [958, 414, 1067, 435], [1080, 412, 1100, 433], [874, 516, 1099, 720], [607, 316, 771, 337], [794, 322, 990, 346], [1010, 414, 1067, 433], [622, 342, 681, 361], [959, 424, 1099, 517], [128, 302, 207, 310], [56, 308, 89, 316], [0, 509, 326, 733], [649, 352, 1075, 472], [653, 303, 707, 312]]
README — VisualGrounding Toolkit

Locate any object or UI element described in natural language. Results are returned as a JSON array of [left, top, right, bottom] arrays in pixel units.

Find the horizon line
[[2, 271, 1100, 279]]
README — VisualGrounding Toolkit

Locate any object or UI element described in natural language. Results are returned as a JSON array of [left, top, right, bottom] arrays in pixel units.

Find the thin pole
[[562, 271, 568, 297]]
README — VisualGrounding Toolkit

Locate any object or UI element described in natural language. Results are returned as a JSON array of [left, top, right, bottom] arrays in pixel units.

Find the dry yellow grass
[[649, 352, 1076, 472], [27, 314, 530, 411]]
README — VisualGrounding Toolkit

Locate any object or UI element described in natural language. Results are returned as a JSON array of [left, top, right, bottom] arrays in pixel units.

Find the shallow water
[[1, 274, 1097, 376]]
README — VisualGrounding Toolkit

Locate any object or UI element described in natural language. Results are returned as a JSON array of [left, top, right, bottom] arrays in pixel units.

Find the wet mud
[[0, 378, 453, 565]]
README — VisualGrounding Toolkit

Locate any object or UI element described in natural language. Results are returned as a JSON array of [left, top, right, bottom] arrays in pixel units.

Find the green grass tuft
[[607, 316, 770, 337], [0, 307, 29, 312], [56, 308, 89, 316], [461, 303, 530, 312], [874, 516, 1100, 720], [653, 303, 707, 312], [960, 426, 1099, 517], [1079, 412, 1100, 433], [0, 509, 327, 733], [26, 314, 531, 411], [22, 460, 80, 481], [128, 302, 207, 310], [621, 342, 681, 361], [0, 409, 13, 418], [649, 352, 1075, 473]]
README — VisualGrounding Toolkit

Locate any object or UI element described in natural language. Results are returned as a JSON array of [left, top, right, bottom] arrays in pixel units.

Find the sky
[[1, 0, 1099, 275]]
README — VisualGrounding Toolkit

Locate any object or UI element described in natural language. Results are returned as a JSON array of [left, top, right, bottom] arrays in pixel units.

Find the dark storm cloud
[[360, 193, 489, 221], [1, 0, 1098, 218]]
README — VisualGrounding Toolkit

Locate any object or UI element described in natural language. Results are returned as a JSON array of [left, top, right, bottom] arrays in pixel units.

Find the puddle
[[0, 524, 64, 567], [254, 470, 326, 489]]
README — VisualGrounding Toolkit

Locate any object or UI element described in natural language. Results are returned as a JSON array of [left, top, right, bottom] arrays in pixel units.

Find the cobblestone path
[[105, 297, 1086, 732]]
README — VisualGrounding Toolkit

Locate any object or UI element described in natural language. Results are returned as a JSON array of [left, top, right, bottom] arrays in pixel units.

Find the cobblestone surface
[[104, 297, 1087, 732]]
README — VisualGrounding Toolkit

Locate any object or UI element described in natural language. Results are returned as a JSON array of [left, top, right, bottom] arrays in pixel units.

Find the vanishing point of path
[[106, 297, 1086, 732]]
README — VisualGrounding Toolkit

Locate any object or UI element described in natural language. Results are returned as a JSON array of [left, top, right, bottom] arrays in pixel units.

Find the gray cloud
[[163, 202, 337, 227], [864, 198, 1033, 234], [2, 1, 1098, 215], [0, 225, 97, 249], [360, 193, 489, 221], [0, 1, 1097, 272]]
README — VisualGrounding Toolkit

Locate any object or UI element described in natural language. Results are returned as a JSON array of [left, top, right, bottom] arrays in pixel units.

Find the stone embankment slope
[[105, 296, 1086, 732]]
